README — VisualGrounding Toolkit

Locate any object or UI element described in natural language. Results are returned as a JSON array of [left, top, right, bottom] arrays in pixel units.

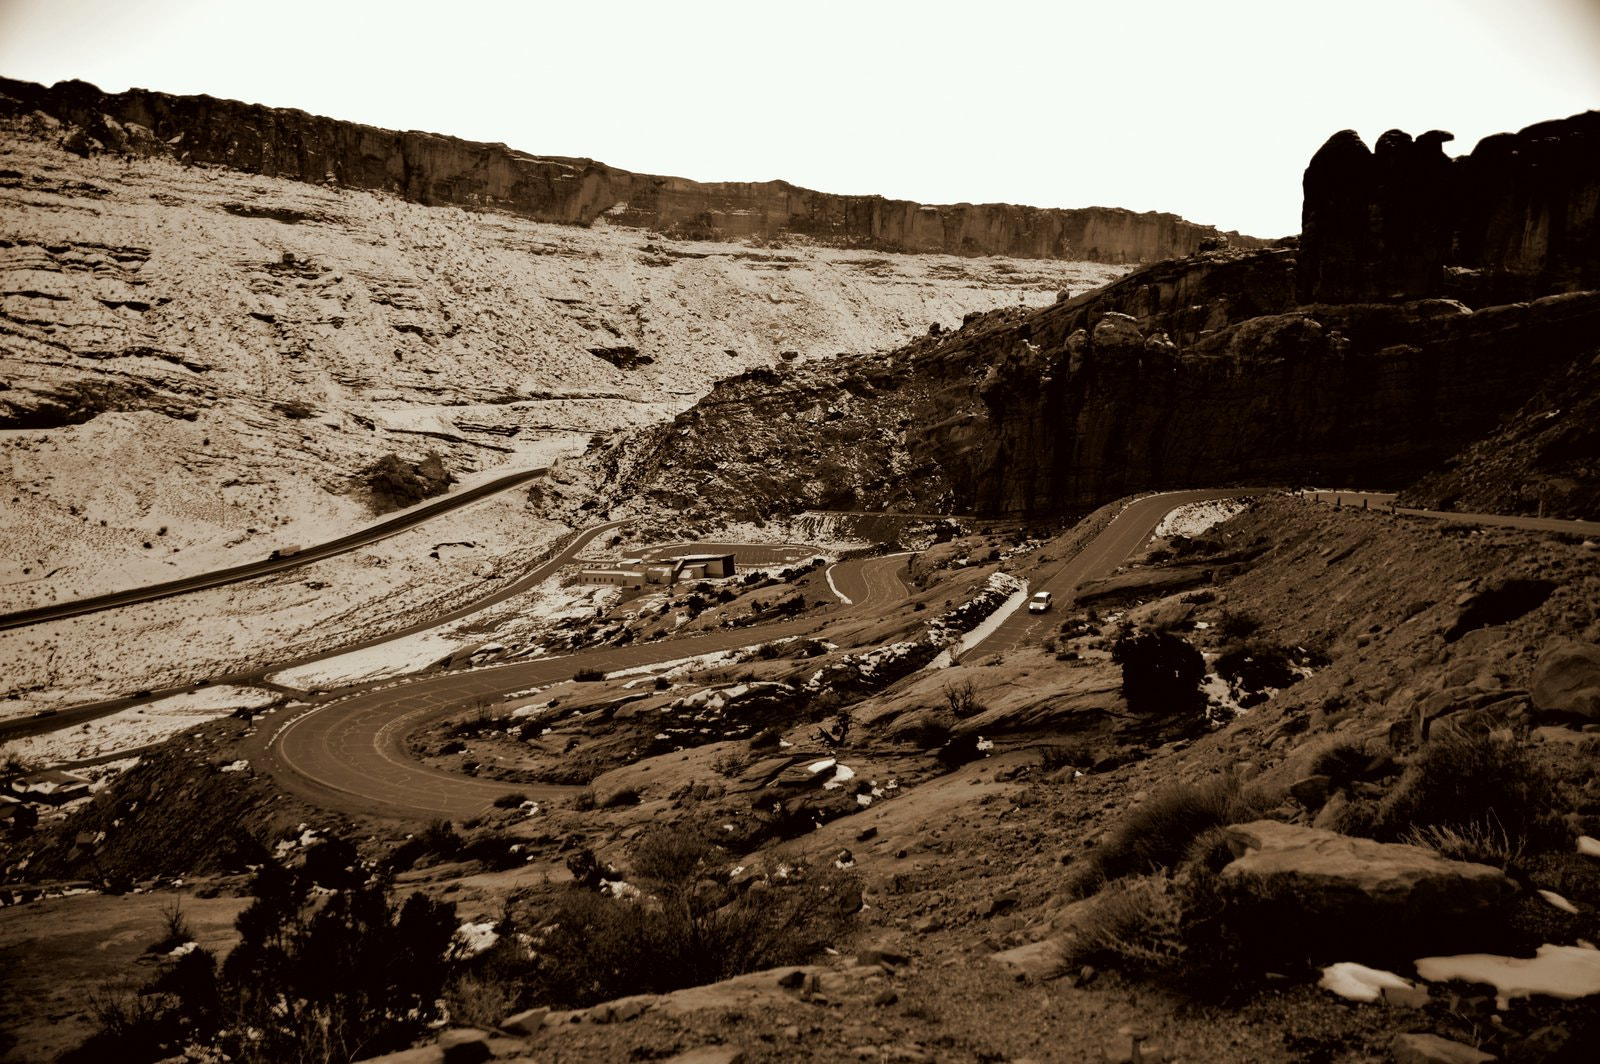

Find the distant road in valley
[[970, 488, 1262, 656], [0, 467, 549, 632], [260, 492, 1264, 820], [257, 553, 914, 818], [1305, 491, 1600, 536]]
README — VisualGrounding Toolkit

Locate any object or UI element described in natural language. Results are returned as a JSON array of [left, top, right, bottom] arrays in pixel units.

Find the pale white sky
[[1, 0, 1596, 237]]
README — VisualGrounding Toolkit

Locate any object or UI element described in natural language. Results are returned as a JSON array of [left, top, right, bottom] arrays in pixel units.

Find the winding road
[[258, 490, 1260, 820], [0, 467, 548, 632], [257, 552, 916, 818], [971, 489, 1259, 655]]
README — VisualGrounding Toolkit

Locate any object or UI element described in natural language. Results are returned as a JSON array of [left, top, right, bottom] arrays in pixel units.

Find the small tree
[[1112, 630, 1207, 718]]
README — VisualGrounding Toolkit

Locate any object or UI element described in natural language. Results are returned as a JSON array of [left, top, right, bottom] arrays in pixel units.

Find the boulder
[[1221, 821, 1513, 954], [1530, 640, 1600, 721], [1391, 1033, 1497, 1064]]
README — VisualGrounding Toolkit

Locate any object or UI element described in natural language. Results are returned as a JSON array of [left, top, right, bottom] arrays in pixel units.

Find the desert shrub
[[1214, 610, 1261, 640], [1365, 735, 1558, 849], [523, 831, 858, 1008], [1038, 743, 1092, 773], [899, 711, 954, 749], [1212, 640, 1301, 695], [1170, 533, 1224, 559], [1404, 819, 1524, 868], [755, 641, 783, 660], [493, 791, 529, 809], [935, 732, 989, 773], [1060, 876, 1188, 977], [943, 679, 984, 717], [1306, 738, 1377, 789], [654, 675, 671, 690], [146, 902, 193, 955], [461, 831, 528, 871], [573, 667, 605, 682], [1111, 630, 1206, 718], [70, 845, 457, 1064], [418, 819, 464, 858], [600, 786, 640, 808], [712, 749, 750, 777], [1067, 774, 1270, 896]]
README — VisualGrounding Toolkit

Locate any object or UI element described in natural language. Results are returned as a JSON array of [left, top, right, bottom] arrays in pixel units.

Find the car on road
[[1028, 590, 1053, 613]]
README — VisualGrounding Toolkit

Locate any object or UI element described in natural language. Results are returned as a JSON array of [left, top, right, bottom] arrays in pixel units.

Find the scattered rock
[[1290, 774, 1332, 809], [1531, 640, 1600, 721], [1391, 1032, 1497, 1064], [990, 938, 1068, 982], [500, 1006, 549, 1035], [1221, 821, 1514, 952], [661, 1048, 745, 1064]]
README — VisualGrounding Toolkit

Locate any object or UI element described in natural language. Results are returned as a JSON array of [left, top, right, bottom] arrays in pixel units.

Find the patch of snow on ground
[[450, 921, 500, 960], [1319, 963, 1415, 1003], [1, 684, 280, 766], [929, 580, 1030, 669], [267, 628, 465, 690], [1415, 945, 1600, 1009], [1154, 498, 1251, 539]]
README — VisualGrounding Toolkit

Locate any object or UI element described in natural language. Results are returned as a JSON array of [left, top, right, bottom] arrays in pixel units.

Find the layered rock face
[[580, 247, 1600, 520], [1300, 111, 1600, 304], [581, 109, 1600, 522], [0, 77, 1263, 263]]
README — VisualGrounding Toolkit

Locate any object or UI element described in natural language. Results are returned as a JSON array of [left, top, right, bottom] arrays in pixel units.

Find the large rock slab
[[1221, 821, 1514, 951], [1531, 640, 1600, 721]]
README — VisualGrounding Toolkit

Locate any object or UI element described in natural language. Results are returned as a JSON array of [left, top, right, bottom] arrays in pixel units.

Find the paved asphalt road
[[0, 511, 626, 745], [970, 488, 1261, 656], [260, 491, 1262, 821], [1306, 491, 1600, 536], [0, 467, 548, 632], [258, 553, 915, 818]]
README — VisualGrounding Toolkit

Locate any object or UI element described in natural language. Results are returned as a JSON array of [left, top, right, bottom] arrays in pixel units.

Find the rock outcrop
[[580, 247, 1600, 519], [1530, 640, 1600, 722], [0, 77, 1263, 263], [1300, 112, 1600, 305], [1220, 820, 1514, 955]]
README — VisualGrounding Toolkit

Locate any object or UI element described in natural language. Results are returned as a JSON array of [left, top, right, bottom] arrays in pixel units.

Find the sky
[[0, 0, 1596, 238]]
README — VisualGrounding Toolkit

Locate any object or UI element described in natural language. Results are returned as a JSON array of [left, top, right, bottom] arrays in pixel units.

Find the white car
[[1028, 590, 1053, 613]]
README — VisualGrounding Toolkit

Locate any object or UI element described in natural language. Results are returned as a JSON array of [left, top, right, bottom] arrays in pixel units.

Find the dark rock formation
[[0, 77, 1264, 263], [1300, 112, 1600, 304], [578, 246, 1600, 520], [358, 452, 454, 513], [1400, 343, 1600, 519]]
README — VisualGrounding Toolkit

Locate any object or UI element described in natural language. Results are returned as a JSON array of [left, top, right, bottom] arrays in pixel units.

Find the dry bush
[[1365, 734, 1559, 850], [1060, 877, 1188, 976], [517, 828, 859, 1008], [1066, 774, 1273, 897], [1404, 818, 1525, 868]]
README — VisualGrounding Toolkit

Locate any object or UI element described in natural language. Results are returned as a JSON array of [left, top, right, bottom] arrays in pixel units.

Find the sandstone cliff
[[1299, 111, 1600, 305], [571, 248, 1600, 521], [0, 77, 1263, 263]]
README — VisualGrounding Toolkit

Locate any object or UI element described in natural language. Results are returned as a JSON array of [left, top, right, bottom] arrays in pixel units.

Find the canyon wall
[[1299, 111, 1600, 305], [0, 77, 1263, 263], [587, 247, 1600, 521]]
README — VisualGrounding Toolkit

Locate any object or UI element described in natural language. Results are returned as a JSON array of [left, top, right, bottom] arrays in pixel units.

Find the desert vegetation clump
[[448, 826, 859, 1014], [70, 840, 457, 1064], [1111, 629, 1207, 719], [1354, 733, 1560, 852], [1066, 773, 1272, 897]]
